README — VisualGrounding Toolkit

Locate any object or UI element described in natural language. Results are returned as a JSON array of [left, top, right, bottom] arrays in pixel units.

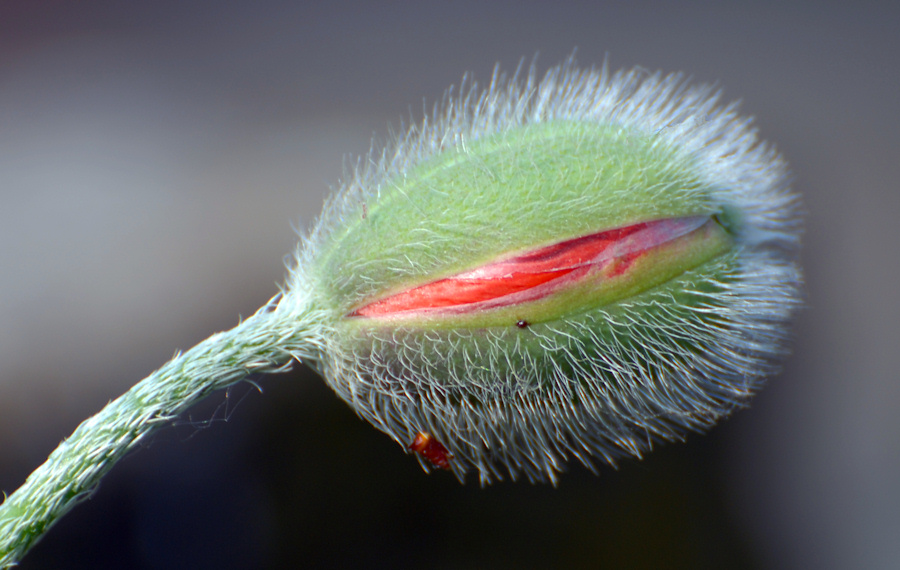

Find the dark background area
[[1, 2, 898, 568]]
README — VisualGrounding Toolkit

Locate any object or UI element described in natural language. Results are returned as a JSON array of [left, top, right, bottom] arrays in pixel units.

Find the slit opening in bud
[[347, 215, 733, 325]]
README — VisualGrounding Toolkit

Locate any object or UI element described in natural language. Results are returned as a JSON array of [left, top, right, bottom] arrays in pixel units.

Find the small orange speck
[[409, 432, 452, 470]]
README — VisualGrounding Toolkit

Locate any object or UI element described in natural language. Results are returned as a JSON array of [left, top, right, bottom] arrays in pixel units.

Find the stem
[[0, 295, 323, 568]]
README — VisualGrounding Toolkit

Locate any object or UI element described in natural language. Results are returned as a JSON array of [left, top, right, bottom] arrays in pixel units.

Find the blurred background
[[1, 1, 898, 568]]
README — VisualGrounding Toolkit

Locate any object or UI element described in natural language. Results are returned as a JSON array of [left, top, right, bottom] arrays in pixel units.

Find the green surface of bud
[[290, 60, 802, 484]]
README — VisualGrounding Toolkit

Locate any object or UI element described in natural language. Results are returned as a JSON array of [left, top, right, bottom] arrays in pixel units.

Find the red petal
[[350, 216, 707, 318]]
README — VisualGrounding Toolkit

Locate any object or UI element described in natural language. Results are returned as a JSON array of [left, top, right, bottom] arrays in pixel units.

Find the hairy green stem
[[0, 296, 322, 567]]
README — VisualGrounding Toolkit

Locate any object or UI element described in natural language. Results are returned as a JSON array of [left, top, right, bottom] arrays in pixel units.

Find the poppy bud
[[290, 60, 802, 483]]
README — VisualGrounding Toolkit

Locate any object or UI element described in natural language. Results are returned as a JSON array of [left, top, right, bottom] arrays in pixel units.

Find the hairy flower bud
[[290, 60, 802, 484]]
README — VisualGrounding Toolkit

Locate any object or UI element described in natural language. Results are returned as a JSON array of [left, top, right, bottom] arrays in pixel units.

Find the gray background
[[1, 2, 897, 568]]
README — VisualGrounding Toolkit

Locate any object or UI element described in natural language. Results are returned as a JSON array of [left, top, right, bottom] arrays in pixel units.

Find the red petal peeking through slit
[[349, 216, 710, 318]]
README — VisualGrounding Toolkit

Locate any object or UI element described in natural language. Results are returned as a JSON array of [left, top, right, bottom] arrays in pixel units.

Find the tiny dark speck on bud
[[516, 320, 529, 328]]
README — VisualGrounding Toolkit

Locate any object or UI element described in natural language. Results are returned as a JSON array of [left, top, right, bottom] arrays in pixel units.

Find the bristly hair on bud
[[288, 56, 802, 485]]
